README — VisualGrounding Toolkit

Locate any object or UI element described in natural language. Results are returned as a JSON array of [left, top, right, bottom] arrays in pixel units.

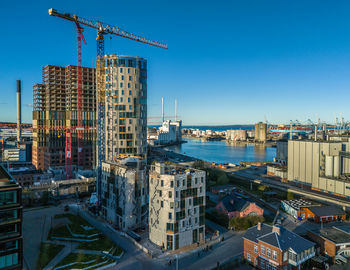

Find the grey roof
[[243, 224, 315, 253], [309, 226, 350, 244], [220, 195, 252, 212], [308, 206, 346, 217], [243, 223, 273, 243]]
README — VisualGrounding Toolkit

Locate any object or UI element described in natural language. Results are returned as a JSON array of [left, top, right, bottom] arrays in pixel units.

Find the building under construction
[[32, 65, 96, 172]]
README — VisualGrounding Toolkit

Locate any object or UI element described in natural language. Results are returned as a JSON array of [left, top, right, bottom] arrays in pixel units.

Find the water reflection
[[164, 138, 275, 164]]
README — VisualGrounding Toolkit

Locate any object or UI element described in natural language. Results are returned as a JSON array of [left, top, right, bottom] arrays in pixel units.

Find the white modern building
[[149, 162, 206, 250]]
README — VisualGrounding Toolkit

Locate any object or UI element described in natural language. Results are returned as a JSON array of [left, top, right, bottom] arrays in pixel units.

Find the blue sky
[[1, 0, 350, 125]]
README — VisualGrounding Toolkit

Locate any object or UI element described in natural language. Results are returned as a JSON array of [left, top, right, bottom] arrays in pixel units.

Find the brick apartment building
[[243, 223, 315, 270]]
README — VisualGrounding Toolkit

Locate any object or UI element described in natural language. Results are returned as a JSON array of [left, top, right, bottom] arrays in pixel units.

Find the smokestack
[[16, 80, 22, 142], [175, 99, 177, 122], [162, 97, 164, 123]]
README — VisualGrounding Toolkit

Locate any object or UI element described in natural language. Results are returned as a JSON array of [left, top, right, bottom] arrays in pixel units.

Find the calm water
[[165, 138, 276, 164]]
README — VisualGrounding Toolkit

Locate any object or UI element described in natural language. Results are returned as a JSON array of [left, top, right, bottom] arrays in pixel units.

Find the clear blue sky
[[1, 0, 350, 125]]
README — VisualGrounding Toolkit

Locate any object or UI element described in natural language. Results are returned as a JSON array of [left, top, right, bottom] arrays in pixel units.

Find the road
[[231, 168, 350, 208]]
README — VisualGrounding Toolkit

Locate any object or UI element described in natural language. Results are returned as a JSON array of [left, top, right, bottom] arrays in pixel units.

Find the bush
[[229, 216, 264, 231], [206, 210, 229, 228], [287, 192, 294, 200]]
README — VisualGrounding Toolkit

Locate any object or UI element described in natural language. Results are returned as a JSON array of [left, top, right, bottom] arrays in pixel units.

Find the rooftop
[[220, 195, 254, 212], [307, 206, 346, 217], [309, 226, 350, 244], [244, 223, 315, 253], [0, 165, 18, 188], [282, 199, 320, 209]]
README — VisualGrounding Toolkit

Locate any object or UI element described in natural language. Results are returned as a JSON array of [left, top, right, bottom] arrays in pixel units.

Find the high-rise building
[[32, 65, 96, 172], [255, 122, 267, 143], [99, 55, 148, 230], [0, 165, 23, 270], [149, 163, 206, 250]]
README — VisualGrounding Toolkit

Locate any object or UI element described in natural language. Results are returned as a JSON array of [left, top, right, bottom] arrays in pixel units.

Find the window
[[120, 68, 123, 73], [247, 253, 251, 262], [254, 245, 258, 253], [161, 201, 163, 208], [169, 191, 172, 198], [171, 181, 174, 188], [121, 75, 124, 80], [170, 202, 174, 209], [0, 191, 17, 206], [120, 82, 123, 87], [272, 250, 277, 260], [129, 90, 132, 95], [159, 190, 162, 196], [267, 248, 271, 258], [176, 191, 179, 198], [261, 260, 265, 269], [127, 68, 130, 73], [129, 76, 132, 80], [168, 212, 172, 219], [261, 245, 265, 255], [161, 180, 164, 187], [0, 253, 18, 268]]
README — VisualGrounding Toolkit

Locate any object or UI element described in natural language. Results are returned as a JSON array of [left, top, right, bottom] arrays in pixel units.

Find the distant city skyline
[[1, 0, 350, 125]]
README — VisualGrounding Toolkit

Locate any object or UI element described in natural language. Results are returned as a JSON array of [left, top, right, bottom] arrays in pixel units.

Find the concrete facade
[[226, 129, 247, 142], [288, 140, 350, 198], [149, 163, 206, 250], [276, 141, 288, 165], [255, 122, 267, 142], [101, 158, 147, 231]]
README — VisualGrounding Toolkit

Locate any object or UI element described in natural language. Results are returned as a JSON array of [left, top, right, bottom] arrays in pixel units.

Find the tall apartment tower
[[149, 163, 206, 250], [32, 65, 96, 172], [100, 55, 148, 230]]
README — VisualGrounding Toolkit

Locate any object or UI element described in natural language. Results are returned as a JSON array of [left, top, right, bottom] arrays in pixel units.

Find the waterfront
[[165, 138, 276, 164]]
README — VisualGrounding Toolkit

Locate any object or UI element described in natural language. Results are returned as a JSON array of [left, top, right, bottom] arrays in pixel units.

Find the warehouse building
[[288, 139, 350, 198]]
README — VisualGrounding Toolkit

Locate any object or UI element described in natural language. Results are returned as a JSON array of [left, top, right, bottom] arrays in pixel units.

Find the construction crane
[[48, 9, 167, 185]]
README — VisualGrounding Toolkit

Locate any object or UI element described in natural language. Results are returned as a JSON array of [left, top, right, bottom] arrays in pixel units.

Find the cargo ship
[[269, 125, 313, 133]]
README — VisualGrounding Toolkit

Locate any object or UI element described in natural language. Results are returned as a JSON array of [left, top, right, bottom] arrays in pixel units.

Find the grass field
[[36, 242, 64, 270], [78, 235, 122, 255], [55, 252, 113, 270]]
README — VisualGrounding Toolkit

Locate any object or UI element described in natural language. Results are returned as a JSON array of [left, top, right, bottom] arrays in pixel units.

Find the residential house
[[243, 223, 315, 270], [216, 195, 264, 219]]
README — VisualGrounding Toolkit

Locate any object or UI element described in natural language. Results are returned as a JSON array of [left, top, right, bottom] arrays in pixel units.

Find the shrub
[[229, 215, 264, 231]]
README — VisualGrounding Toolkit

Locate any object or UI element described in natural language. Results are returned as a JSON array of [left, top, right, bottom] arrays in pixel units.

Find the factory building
[[149, 163, 206, 250], [288, 139, 350, 197], [99, 55, 148, 230], [226, 129, 247, 142], [32, 65, 96, 171], [152, 120, 182, 145], [255, 122, 267, 143]]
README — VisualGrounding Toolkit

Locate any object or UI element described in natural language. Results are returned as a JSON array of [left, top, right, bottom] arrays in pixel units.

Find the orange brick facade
[[244, 238, 288, 270]]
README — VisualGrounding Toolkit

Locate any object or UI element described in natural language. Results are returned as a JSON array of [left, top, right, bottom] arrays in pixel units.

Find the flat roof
[[311, 226, 350, 244], [0, 165, 18, 188]]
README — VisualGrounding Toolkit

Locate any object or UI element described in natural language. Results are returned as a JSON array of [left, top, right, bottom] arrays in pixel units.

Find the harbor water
[[164, 138, 276, 165]]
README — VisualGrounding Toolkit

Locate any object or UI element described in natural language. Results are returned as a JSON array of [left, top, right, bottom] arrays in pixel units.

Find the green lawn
[[55, 252, 112, 270], [36, 242, 64, 270], [78, 235, 122, 255], [48, 225, 72, 239], [54, 213, 99, 236]]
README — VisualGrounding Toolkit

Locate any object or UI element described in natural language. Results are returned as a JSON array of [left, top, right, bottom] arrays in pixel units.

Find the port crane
[[48, 9, 167, 184]]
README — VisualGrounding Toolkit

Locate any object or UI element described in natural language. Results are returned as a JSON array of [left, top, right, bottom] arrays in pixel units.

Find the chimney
[[16, 80, 22, 142], [272, 225, 280, 235], [257, 222, 261, 231]]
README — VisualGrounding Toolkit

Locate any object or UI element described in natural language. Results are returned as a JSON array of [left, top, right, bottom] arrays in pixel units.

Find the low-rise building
[[216, 195, 264, 219], [0, 165, 23, 270], [304, 206, 346, 223], [281, 199, 320, 220], [149, 163, 206, 250], [308, 225, 350, 262], [226, 129, 247, 142], [243, 223, 315, 270]]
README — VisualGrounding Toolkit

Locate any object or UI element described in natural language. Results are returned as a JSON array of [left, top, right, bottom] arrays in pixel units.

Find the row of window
[[258, 245, 277, 260]]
